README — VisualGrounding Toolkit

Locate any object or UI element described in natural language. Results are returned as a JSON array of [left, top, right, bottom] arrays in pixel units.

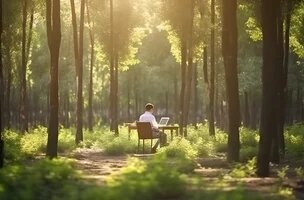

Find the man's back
[[139, 111, 158, 129]]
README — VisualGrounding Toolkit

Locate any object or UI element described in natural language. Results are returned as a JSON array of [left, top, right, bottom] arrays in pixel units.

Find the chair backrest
[[136, 122, 153, 139]]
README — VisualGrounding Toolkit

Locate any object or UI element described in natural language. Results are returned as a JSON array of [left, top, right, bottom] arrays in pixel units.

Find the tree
[[0, 0, 4, 168], [46, 0, 61, 159], [257, 0, 281, 177], [70, 0, 85, 143], [209, 0, 216, 136], [86, 0, 95, 131], [20, 0, 28, 132], [222, 0, 240, 162]]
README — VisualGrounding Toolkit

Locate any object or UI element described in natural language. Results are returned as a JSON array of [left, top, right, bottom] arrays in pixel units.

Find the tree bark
[[179, 36, 187, 136], [21, 0, 28, 133], [5, 48, 12, 129], [209, 0, 215, 136], [0, 0, 4, 168], [244, 91, 250, 128], [46, 0, 61, 159], [113, 51, 119, 135], [86, 0, 94, 131], [193, 63, 198, 128], [257, 0, 281, 177], [203, 47, 208, 84], [222, 0, 240, 162], [109, 0, 116, 132], [183, 0, 195, 136]]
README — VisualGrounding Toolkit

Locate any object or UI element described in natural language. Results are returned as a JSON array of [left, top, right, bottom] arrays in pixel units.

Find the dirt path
[[71, 149, 128, 184], [71, 150, 304, 199]]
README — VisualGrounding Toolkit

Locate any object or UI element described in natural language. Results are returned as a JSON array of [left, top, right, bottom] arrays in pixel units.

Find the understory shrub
[[0, 159, 84, 200], [157, 137, 198, 173], [105, 155, 188, 200], [285, 124, 304, 159]]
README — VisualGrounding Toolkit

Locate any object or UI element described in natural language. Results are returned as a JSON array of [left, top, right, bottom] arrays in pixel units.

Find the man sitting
[[139, 103, 167, 153]]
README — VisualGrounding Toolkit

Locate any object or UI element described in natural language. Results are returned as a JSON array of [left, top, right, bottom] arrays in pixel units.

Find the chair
[[136, 122, 158, 154]]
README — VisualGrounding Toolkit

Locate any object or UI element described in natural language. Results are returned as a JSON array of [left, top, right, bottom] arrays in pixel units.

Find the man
[[139, 103, 167, 152]]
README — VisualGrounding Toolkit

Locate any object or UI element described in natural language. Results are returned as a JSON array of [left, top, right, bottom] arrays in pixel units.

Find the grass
[[2, 123, 303, 200]]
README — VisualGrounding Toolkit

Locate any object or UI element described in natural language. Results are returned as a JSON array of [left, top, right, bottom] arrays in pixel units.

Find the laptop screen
[[159, 117, 169, 126]]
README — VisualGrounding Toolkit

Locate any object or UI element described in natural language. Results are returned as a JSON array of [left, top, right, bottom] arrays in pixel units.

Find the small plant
[[229, 157, 257, 178], [295, 167, 304, 179], [277, 165, 289, 180]]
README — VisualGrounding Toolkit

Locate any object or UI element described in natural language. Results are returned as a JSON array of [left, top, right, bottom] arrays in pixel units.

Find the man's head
[[145, 103, 154, 113]]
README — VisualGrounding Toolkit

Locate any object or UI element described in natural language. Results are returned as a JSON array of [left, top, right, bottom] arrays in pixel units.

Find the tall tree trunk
[[244, 91, 250, 128], [86, 0, 94, 131], [222, 0, 240, 162], [76, 0, 85, 143], [174, 70, 178, 123], [113, 52, 119, 135], [193, 63, 198, 127], [203, 47, 208, 84], [257, 0, 281, 177], [21, 0, 28, 133], [179, 36, 187, 136], [209, 0, 216, 136], [26, 8, 34, 65], [109, 0, 116, 132], [0, 0, 4, 168], [127, 73, 131, 121], [70, 0, 85, 143], [183, 0, 195, 137], [46, 0, 61, 159], [5, 48, 12, 129], [271, 5, 284, 164], [278, 0, 292, 157]]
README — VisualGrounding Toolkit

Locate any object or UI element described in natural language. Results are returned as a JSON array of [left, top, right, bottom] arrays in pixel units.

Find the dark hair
[[145, 103, 154, 111]]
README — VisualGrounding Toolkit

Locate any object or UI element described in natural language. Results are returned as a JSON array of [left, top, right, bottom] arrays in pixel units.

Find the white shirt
[[139, 111, 158, 129]]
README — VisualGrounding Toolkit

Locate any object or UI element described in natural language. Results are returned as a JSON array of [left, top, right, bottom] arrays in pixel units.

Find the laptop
[[158, 117, 169, 127]]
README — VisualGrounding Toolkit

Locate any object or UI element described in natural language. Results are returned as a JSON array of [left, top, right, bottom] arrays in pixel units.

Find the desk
[[127, 123, 179, 141]]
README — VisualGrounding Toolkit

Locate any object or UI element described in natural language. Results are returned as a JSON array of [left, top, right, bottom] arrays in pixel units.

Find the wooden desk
[[127, 123, 179, 141], [159, 125, 179, 141]]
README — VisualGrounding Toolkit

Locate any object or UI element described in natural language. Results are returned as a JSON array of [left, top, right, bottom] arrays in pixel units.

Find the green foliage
[[2, 130, 23, 163], [240, 146, 258, 162], [81, 127, 138, 155], [295, 167, 304, 179], [158, 137, 197, 159], [228, 157, 257, 178], [20, 126, 47, 156], [105, 155, 187, 200], [0, 159, 84, 200], [3, 127, 77, 163], [277, 166, 289, 181], [285, 124, 304, 159]]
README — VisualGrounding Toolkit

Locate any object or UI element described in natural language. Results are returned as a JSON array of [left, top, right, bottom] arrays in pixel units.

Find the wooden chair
[[136, 122, 158, 154]]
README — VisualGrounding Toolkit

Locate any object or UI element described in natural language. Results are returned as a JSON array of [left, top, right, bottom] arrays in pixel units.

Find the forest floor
[[69, 149, 304, 200]]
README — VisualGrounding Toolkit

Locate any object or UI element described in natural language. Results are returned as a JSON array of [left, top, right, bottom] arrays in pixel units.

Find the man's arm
[[152, 116, 159, 130]]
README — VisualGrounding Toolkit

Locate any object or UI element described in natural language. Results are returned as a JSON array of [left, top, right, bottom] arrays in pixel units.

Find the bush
[[105, 155, 187, 200], [239, 127, 259, 147], [0, 159, 84, 200], [20, 126, 47, 156], [58, 129, 77, 153], [228, 157, 257, 178], [3, 130, 23, 162], [157, 138, 198, 173], [240, 146, 258, 162], [285, 124, 304, 159]]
